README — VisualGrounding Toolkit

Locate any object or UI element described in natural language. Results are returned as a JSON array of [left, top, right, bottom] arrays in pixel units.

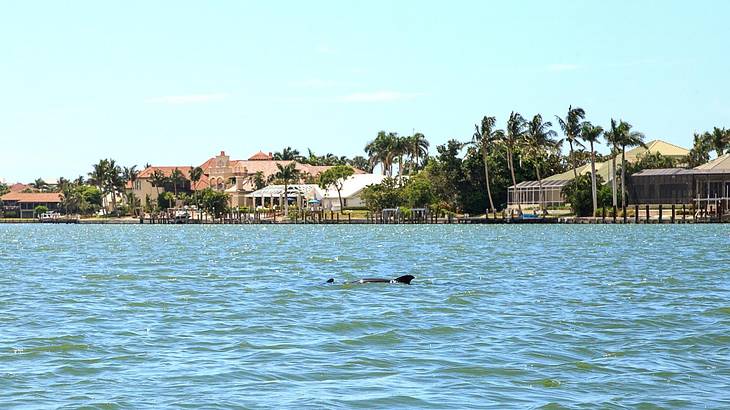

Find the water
[[1, 224, 729, 408]]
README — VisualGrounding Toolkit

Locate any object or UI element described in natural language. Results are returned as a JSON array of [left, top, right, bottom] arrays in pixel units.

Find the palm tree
[[393, 135, 410, 181], [472, 116, 503, 213], [408, 133, 429, 173], [274, 147, 300, 161], [616, 121, 646, 208], [188, 166, 203, 191], [523, 114, 559, 213], [581, 122, 604, 215], [31, 178, 48, 192], [150, 169, 167, 200], [105, 160, 124, 214], [170, 168, 185, 199], [708, 127, 729, 157], [89, 159, 109, 211], [556, 106, 586, 180], [604, 120, 622, 208], [687, 132, 712, 167], [365, 131, 398, 176], [123, 165, 138, 189], [503, 112, 527, 214], [274, 162, 301, 216]]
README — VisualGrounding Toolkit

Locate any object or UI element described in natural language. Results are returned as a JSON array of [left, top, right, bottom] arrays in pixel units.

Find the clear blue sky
[[1, 0, 729, 182]]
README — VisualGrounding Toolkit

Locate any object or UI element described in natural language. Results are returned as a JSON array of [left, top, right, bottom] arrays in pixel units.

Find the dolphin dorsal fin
[[394, 275, 415, 285]]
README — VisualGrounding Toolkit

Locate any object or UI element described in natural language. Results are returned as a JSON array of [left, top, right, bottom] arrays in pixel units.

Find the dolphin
[[326, 275, 414, 285]]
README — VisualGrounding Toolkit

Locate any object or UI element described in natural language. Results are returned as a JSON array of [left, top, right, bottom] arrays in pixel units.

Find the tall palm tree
[[170, 168, 185, 199], [581, 122, 604, 215], [616, 121, 646, 208], [523, 114, 559, 212], [105, 160, 124, 214], [188, 166, 203, 191], [274, 162, 301, 216], [392, 135, 410, 181], [89, 159, 110, 212], [708, 127, 729, 157], [555, 106, 586, 180], [150, 169, 167, 201], [503, 111, 527, 214], [604, 119, 622, 208], [408, 132, 429, 173], [472, 116, 503, 213], [274, 147, 300, 161], [365, 131, 398, 176]]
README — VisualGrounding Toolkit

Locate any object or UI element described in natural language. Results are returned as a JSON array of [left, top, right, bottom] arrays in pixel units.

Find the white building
[[321, 174, 390, 210]]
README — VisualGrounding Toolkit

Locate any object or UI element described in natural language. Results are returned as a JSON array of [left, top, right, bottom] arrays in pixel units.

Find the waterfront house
[[201, 151, 363, 207], [1, 192, 62, 218], [508, 139, 690, 209], [628, 153, 730, 209], [321, 173, 390, 210]]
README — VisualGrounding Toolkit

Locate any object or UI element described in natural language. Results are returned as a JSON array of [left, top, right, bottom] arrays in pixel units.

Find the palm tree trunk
[[508, 148, 521, 214], [536, 165, 544, 213], [611, 154, 617, 207], [398, 156, 403, 182], [569, 141, 578, 180], [590, 141, 597, 216], [284, 181, 289, 217], [482, 150, 495, 213], [621, 147, 627, 210]]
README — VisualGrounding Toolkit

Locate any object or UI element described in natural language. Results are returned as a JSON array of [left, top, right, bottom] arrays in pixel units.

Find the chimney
[[268, 152, 273, 159], [220, 150, 225, 156]]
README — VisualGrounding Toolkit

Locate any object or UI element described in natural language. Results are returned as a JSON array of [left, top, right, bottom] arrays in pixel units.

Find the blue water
[[1, 224, 729, 408]]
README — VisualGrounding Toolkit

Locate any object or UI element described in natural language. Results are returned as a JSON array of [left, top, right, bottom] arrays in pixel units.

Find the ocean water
[[1, 224, 729, 409]]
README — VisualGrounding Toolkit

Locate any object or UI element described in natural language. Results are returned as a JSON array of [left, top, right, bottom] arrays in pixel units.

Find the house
[[1, 192, 63, 218], [628, 153, 730, 206], [508, 139, 690, 209], [128, 166, 209, 203], [200, 151, 363, 207], [321, 174, 390, 210]]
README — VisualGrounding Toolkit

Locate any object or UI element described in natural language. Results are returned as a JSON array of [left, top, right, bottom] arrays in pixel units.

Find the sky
[[1, 0, 729, 182]]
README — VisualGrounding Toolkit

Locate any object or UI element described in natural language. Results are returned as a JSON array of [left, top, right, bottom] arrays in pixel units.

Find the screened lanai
[[507, 179, 570, 208]]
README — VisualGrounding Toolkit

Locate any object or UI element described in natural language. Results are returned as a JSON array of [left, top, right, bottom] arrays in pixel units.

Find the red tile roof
[[1, 192, 62, 203], [248, 151, 273, 161], [9, 183, 29, 192]]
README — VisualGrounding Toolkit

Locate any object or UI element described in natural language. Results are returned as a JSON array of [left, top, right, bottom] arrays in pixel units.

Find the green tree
[[0, 183, 8, 196], [581, 122, 604, 215], [401, 172, 435, 208], [365, 131, 398, 176], [472, 116, 503, 213], [31, 178, 49, 192], [318, 165, 355, 210], [604, 119, 622, 208], [170, 168, 185, 199], [616, 120, 646, 208], [88, 159, 109, 212], [200, 188, 230, 219], [273, 162, 301, 216], [562, 174, 610, 217], [34, 205, 49, 217], [523, 114, 559, 212], [555, 105, 586, 180], [687, 132, 712, 167], [149, 169, 167, 202], [408, 132, 429, 173], [273, 147, 301, 161], [348, 156, 371, 172], [708, 127, 729, 157], [626, 152, 676, 174], [360, 177, 404, 211], [502, 112, 527, 214]]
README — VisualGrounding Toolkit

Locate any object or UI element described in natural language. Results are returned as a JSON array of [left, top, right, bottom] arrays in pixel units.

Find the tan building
[[200, 150, 362, 207], [1, 192, 63, 218], [129, 151, 362, 208], [128, 166, 208, 203], [508, 139, 690, 209]]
